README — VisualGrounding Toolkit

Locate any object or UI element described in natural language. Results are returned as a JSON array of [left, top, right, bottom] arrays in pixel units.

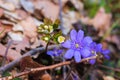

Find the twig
[[71, 71, 81, 80], [81, 65, 94, 80], [45, 36, 52, 53], [1, 40, 13, 66], [0, 45, 59, 74], [97, 64, 120, 72], [65, 67, 72, 80], [67, 65, 81, 80], [0, 56, 97, 80], [65, 62, 75, 80]]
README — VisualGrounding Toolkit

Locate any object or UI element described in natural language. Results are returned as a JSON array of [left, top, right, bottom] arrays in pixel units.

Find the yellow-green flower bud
[[44, 37, 49, 41], [58, 36, 65, 43], [44, 25, 49, 29], [49, 25, 53, 33]]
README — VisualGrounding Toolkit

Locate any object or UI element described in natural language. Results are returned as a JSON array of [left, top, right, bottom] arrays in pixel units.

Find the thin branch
[[0, 45, 59, 74], [65, 62, 75, 80], [81, 65, 94, 80], [65, 67, 72, 80], [1, 40, 13, 66], [98, 64, 120, 72], [67, 65, 81, 80], [45, 36, 52, 53], [0, 56, 97, 80]]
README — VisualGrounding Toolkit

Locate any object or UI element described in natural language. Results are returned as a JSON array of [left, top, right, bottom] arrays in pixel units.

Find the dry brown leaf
[[33, 0, 59, 21], [81, 7, 112, 36], [103, 76, 115, 80], [52, 0, 68, 6], [106, 35, 120, 50], [0, 0, 15, 11], [20, 0, 34, 13], [30, 38, 45, 49], [20, 56, 51, 80], [15, 9, 28, 20], [91, 7, 112, 36], [0, 23, 13, 39], [12, 23, 24, 32], [70, 0, 84, 11], [8, 31, 23, 41], [33, 18, 43, 26], [0, 43, 22, 60], [10, 37, 30, 53], [20, 16, 37, 42], [0, 20, 15, 25], [6, 0, 21, 9], [62, 11, 80, 35], [4, 9, 28, 21], [41, 74, 51, 80], [0, 8, 4, 17]]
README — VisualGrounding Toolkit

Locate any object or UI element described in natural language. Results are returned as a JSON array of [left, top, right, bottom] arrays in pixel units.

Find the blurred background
[[0, 0, 120, 80]]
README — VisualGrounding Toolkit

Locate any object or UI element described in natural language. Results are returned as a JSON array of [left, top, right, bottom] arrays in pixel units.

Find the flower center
[[75, 44, 79, 48], [91, 50, 95, 54], [54, 51, 57, 54]]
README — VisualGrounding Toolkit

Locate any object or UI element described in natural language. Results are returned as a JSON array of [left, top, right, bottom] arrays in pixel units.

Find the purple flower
[[88, 42, 102, 64], [94, 43, 110, 60], [88, 42, 110, 64], [47, 48, 63, 57], [101, 49, 110, 60], [62, 29, 93, 63]]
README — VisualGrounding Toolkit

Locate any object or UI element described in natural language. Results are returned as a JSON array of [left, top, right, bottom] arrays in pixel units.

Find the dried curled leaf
[[0, 1, 15, 11], [20, 56, 51, 80], [33, 0, 59, 21], [10, 37, 30, 53], [20, 0, 34, 13], [20, 17, 37, 42], [0, 8, 4, 17], [0, 23, 13, 39], [91, 7, 112, 36]]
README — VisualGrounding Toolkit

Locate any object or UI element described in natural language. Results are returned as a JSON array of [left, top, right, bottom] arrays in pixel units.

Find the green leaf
[[54, 19, 60, 25], [84, 0, 100, 18], [53, 24, 59, 29], [100, 0, 111, 13], [88, 6, 99, 18], [39, 24, 45, 28], [53, 19, 60, 29], [100, 0, 106, 7]]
